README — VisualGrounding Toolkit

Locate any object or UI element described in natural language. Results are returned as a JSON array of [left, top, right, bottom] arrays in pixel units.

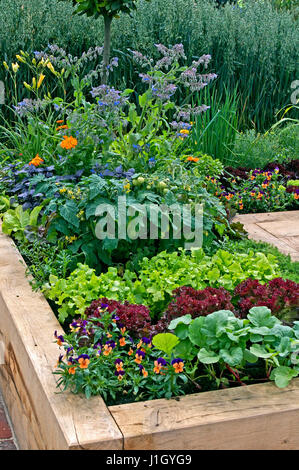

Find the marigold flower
[[56, 120, 64, 124], [186, 156, 199, 162], [29, 154, 44, 167], [60, 135, 78, 150], [56, 125, 69, 131]]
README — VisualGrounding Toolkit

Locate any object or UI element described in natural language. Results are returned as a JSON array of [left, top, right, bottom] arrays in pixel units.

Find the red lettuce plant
[[234, 278, 299, 321], [165, 286, 234, 321], [84, 298, 151, 336]]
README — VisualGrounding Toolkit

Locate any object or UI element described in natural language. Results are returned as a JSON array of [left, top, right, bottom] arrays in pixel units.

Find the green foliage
[[132, 248, 280, 315], [19, 239, 73, 291], [229, 125, 299, 169], [0, 0, 298, 130], [46, 263, 137, 322], [168, 306, 299, 389], [220, 238, 299, 283], [73, 0, 150, 18], [186, 86, 240, 164], [2, 204, 42, 241]]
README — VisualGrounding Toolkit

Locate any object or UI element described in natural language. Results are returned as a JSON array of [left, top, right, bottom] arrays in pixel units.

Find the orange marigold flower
[[60, 135, 78, 150], [29, 154, 44, 167], [56, 120, 64, 123], [186, 156, 199, 162], [56, 125, 69, 131]]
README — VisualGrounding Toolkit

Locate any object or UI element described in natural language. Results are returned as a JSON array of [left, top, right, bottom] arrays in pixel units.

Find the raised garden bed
[[1, 223, 299, 450]]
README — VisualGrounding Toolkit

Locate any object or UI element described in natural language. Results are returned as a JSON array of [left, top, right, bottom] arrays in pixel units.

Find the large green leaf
[[152, 333, 180, 356]]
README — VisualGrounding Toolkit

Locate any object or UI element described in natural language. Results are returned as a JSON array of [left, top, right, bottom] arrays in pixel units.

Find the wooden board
[[1, 222, 299, 450], [109, 380, 299, 450], [0, 224, 123, 450]]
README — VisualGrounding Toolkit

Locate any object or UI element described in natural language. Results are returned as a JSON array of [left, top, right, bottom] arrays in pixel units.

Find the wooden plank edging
[[0, 224, 123, 449]]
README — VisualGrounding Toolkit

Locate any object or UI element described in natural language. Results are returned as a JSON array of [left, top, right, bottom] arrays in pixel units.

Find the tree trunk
[[102, 15, 113, 85]]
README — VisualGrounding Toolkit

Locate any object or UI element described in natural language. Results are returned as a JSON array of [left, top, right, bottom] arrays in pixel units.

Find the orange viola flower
[[103, 345, 112, 356], [60, 135, 78, 150], [172, 359, 184, 373], [120, 327, 126, 335], [128, 348, 134, 356], [142, 368, 148, 378], [106, 332, 112, 338], [78, 357, 90, 369], [68, 366, 77, 375], [119, 337, 126, 347]]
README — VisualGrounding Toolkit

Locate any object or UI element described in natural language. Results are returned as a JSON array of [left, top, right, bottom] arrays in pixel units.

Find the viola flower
[[120, 327, 126, 335], [54, 331, 64, 346], [68, 366, 77, 375], [128, 347, 134, 356], [114, 359, 124, 371], [70, 321, 80, 333], [119, 337, 126, 347], [77, 354, 90, 369], [135, 350, 146, 364], [138, 364, 148, 378], [142, 337, 152, 347], [171, 358, 184, 373], [54, 354, 64, 369], [103, 344, 112, 356], [115, 370, 125, 381], [60, 135, 78, 150], [153, 357, 167, 374]]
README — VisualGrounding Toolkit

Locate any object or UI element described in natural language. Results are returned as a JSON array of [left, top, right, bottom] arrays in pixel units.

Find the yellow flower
[[3, 61, 9, 70], [37, 73, 45, 89], [47, 62, 56, 74], [16, 54, 26, 63], [23, 81, 32, 91], [32, 77, 37, 89], [11, 63, 19, 73]]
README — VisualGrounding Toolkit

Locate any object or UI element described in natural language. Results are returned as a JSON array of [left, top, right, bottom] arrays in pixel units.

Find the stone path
[[233, 210, 299, 262], [0, 390, 17, 450]]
